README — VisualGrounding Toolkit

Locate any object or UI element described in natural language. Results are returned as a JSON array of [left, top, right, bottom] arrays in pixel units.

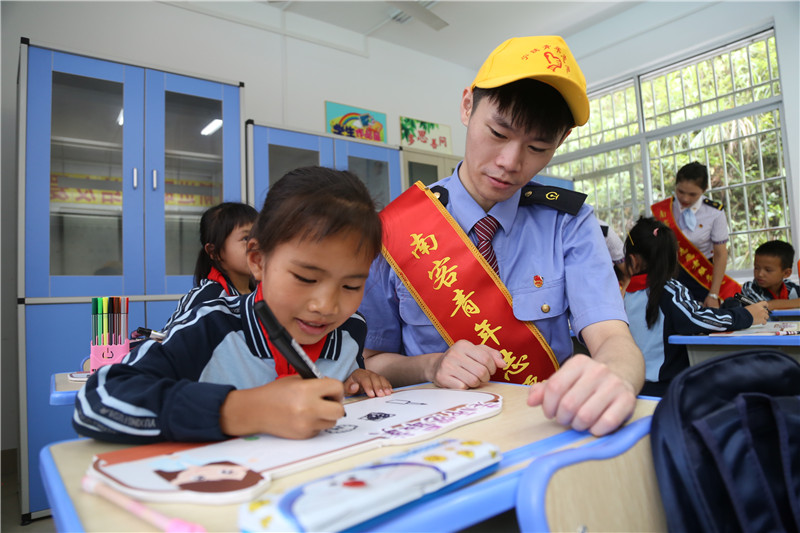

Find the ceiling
[[211, 1, 642, 71]]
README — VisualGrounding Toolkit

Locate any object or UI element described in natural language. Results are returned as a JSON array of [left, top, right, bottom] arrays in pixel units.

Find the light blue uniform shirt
[[359, 167, 629, 364]]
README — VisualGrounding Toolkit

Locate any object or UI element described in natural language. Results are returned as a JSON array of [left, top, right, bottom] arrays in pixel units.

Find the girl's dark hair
[[472, 78, 575, 142], [194, 202, 258, 286], [675, 161, 709, 190], [624, 216, 679, 328], [251, 166, 382, 261]]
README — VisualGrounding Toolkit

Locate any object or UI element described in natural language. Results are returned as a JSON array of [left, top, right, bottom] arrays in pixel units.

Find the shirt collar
[[446, 163, 520, 235], [674, 192, 705, 213]]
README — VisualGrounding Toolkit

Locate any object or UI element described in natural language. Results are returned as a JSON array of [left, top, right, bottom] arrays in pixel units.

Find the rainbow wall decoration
[[325, 101, 387, 143]]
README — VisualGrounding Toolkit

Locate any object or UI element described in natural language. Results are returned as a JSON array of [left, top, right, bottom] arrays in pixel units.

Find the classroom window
[[547, 29, 790, 276], [547, 144, 643, 237], [558, 82, 640, 154]]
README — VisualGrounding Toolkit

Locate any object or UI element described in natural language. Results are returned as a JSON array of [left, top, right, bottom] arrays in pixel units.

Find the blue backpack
[[650, 349, 800, 533]]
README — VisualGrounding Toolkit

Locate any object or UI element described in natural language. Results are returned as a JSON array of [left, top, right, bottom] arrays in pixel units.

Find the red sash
[[651, 198, 741, 299], [253, 284, 325, 379], [380, 182, 558, 385]]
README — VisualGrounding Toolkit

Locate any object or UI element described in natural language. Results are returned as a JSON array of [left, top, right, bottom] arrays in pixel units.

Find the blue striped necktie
[[474, 215, 500, 274]]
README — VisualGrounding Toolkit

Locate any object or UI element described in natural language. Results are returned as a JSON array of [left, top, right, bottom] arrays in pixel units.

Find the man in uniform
[[359, 36, 644, 436]]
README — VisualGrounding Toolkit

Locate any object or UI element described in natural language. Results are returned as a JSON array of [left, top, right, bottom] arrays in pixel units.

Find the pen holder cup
[[90, 340, 131, 373]]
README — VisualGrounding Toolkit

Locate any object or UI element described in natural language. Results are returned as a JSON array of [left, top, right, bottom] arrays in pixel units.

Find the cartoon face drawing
[[155, 461, 265, 493], [171, 463, 250, 485]]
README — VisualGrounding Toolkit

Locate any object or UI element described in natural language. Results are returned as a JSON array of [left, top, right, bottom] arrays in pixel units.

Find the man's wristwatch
[[708, 292, 720, 302]]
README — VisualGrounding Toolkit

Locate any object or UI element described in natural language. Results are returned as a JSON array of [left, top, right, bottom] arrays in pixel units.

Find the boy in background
[[741, 240, 800, 310]]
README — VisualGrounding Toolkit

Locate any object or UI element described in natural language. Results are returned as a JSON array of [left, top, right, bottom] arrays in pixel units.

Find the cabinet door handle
[[152, 169, 158, 191], [133, 168, 138, 189]]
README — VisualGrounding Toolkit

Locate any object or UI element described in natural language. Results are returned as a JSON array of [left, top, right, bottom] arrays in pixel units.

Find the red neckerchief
[[766, 283, 789, 300], [253, 284, 326, 379], [625, 273, 649, 293], [207, 266, 233, 296]]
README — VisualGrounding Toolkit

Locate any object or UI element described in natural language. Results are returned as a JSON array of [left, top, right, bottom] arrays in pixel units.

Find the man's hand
[[527, 320, 644, 436], [430, 340, 507, 389], [527, 354, 638, 436]]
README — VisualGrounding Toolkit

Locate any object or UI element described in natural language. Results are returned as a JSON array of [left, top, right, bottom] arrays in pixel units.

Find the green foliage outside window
[[547, 30, 790, 273]]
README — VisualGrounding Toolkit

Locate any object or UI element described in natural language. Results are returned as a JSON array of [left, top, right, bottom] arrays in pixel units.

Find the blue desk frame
[[516, 416, 653, 531]]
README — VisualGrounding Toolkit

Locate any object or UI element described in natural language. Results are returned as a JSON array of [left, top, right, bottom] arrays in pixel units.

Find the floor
[[2, 451, 54, 533], [1, 448, 519, 532]]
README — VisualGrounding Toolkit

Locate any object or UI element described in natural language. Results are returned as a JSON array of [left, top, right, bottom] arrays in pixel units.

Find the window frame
[[545, 28, 794, 279]]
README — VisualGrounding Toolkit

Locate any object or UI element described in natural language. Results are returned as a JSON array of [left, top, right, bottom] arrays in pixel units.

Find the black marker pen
[[254, 300, 323, 379], [734, 293, 772, 315], [254, 300, 346, 416], [136, 327, 166, 341]]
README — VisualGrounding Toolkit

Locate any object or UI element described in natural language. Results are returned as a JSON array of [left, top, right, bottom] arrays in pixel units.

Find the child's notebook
[[86, 388, 502, 505], [708, 321, 799, 336]]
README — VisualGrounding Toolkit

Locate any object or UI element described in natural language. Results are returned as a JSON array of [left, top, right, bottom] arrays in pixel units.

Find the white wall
[[2, 1, 798, 451]]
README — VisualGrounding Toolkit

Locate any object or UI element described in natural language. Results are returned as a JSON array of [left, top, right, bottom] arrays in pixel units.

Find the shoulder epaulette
[[703, 198, 724, 210], [600, 224, 609, 237], [519, 184, 587, 216], [430, 185, 449, 206]]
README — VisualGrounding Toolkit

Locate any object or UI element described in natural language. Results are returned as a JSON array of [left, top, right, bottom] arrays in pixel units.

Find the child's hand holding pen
[[737, 294, 771, 325], [219, 376, 345, 439]]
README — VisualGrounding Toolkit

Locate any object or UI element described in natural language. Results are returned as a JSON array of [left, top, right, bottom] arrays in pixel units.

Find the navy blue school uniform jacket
[[624, 274, 753, 396], [162, 267, 245, 331], [741, 279, 800, 301], [73, 290, 366, 444]]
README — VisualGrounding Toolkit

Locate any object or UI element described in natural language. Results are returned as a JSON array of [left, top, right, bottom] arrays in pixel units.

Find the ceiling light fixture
[[201, 119, 223, 136]]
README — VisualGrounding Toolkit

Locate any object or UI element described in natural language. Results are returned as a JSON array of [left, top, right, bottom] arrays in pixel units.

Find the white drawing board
[[87, 388, 502, 504]]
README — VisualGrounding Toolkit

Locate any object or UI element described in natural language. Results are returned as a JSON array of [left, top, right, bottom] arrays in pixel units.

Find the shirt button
[[541, 304, 551, 313]]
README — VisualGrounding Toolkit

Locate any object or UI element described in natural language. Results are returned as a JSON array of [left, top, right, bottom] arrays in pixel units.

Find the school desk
[[669, 333, 800, 365], [39, 382, 658, 533], [50, 373, 85, 406], [771, 308, 800, 320], [516, 415, 667, 532]]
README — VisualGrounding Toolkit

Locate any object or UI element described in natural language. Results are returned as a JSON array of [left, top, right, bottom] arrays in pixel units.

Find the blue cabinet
[[18, 45, 242, 518], [248, 124, 401, 210]]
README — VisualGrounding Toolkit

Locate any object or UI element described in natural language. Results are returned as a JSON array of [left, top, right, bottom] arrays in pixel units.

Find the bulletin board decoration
[[399, 116, 453, 154], [325, 101, 387, 143], [49, 173, 217, 208]]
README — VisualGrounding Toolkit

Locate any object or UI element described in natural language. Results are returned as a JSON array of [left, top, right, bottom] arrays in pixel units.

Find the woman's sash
[[380, 182, 558, 385], [651, 197, 741, 299]]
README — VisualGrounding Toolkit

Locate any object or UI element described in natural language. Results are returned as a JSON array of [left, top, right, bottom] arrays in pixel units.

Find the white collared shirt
[[671, 193, 729, 257]]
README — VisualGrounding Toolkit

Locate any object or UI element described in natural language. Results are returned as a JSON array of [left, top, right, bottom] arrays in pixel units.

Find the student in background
[[740, 240, 800, 310], [74, 167, 392, 444], [163, 202, 258, 330], [623, 217, 768, 397], [360, 35, 644, 437], [651, 162, 740, 308]]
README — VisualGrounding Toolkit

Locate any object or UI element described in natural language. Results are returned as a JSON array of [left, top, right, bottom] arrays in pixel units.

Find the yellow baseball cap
[[471, 36, 590, 126]]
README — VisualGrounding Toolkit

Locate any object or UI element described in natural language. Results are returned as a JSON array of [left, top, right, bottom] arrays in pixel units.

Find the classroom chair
[[515, 416, 667, 532]]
